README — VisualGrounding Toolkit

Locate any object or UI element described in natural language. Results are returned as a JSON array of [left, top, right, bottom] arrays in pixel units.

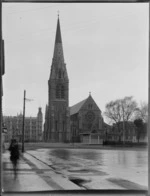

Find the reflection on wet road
[[28, 148, 148, 189]]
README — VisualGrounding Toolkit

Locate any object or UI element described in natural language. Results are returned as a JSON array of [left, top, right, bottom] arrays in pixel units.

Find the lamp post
[[21, 90, 33, 153], [22, 90, 26, 153]]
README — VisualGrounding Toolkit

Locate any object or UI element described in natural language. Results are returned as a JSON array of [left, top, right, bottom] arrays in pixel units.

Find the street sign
[[2, 0, 149, 3]]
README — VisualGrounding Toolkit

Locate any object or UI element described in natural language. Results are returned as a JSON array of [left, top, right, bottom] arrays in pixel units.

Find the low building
[[110, 121, 147, 143]]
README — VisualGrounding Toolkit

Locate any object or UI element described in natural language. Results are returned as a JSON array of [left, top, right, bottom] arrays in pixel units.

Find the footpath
[[2, 150, 82, 195], [2, 150, 147, 196]]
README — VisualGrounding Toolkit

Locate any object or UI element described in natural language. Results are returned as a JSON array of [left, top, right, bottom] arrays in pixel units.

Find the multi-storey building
[[3, 107, 43, 142]]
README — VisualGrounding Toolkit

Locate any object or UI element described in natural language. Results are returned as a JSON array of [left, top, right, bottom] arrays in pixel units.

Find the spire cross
[[89, 92, 91, 96]]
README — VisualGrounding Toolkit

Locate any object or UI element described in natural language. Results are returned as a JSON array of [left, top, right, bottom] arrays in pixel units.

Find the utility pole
[[22, 90, 26, 153], [148, 3, 150, 196], [122, 119, 125, 144], [0, 0, 2, 193], [121, 100, 125, 144]]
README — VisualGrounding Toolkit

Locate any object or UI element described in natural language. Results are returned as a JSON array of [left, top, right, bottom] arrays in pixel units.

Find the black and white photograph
[[1, 2, 149, 195]]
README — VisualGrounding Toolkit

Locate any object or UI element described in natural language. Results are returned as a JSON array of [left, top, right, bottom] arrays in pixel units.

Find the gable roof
[[70, 98, 87, 115]]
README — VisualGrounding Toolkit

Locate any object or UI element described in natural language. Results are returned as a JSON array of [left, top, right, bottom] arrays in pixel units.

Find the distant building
[[105, 121, 136, 143], [43, 105, 48, 142], [3, 107, 43, 142], [108, 121, 148, 143]]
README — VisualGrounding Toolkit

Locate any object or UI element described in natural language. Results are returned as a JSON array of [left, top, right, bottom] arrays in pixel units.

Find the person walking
[[8, 139, 20, 179]]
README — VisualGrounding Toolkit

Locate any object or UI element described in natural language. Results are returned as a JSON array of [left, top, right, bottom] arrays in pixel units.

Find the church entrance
[[82, 134, 89, 144], [81, 130, 103, 144]]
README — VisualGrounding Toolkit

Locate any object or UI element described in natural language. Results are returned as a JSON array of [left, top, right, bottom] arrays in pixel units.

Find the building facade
[[43, 17, 139, 144], [70, 94, 104, 144], [3, 107, 43, 142], [44, 16, 70, 142]]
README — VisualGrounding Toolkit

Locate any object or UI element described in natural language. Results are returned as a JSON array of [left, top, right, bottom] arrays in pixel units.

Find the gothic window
[[61, 85, 65, 98], [63, 121, 65, 132], [85, 111, 95, 122], [56, 84, 65, 99], [58, 69, 61, 78], [56, 85, 61, 98], [55, 120, 58, 132], [88, 104, 93, 109]]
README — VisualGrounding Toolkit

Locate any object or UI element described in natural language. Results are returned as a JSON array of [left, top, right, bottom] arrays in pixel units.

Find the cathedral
[[43, 16, 106, 144]]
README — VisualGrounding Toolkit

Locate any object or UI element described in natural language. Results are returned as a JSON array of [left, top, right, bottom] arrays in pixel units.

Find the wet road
[[28, 148, 148, 189]]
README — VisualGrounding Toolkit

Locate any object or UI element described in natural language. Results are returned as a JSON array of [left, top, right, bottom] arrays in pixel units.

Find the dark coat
[[9, 143, 20, 162]]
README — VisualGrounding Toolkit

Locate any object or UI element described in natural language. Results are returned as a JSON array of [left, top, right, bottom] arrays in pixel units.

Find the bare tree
[[120, 96, 138, 121], [104, 99, 122, 125], [104, 96, 138, 142], [135, 102, 148, 123], [105, 96, 137, 123]]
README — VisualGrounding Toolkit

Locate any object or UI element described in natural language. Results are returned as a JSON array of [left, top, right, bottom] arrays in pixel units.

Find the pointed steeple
[[55, 16, 62, 44], [49, 15, 68, 80], [52, 15, 64, 63]]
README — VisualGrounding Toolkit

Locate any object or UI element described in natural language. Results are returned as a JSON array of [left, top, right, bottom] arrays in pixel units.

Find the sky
[[2, 3, 149, 123]]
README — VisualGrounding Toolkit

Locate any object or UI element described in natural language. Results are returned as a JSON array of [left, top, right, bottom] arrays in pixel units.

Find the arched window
[[88, 104, 93, 109], [56, 84, 61, 98], [61, 85, 65, 98], [58, 69, 61, 79], [56, 84, 65, 99]]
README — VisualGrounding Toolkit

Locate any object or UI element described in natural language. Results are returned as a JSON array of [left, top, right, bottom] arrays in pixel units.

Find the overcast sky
[[2, 3, 149, 123]]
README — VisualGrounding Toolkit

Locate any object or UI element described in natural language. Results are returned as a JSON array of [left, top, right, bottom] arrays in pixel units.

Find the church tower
[[48, 16, 70, 142]]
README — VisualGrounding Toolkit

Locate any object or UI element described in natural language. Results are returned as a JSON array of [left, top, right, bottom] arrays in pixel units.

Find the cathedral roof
[[70, 94, 101, 116], [70, 98, 87, 115]]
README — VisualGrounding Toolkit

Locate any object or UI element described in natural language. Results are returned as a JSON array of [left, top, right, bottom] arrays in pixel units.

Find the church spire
[[52, 15, 64, 63], [55, 15, 62, 44], [49, 15, 68, 80]]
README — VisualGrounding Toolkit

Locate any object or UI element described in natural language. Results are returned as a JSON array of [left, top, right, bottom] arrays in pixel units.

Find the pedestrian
[[8, 139, 20, 179]]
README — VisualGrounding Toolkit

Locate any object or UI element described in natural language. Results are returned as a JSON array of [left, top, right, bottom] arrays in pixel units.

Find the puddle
[[68, 169, 95, 173], [69, 177, 91, 188], [68, 168, 107, 175]]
